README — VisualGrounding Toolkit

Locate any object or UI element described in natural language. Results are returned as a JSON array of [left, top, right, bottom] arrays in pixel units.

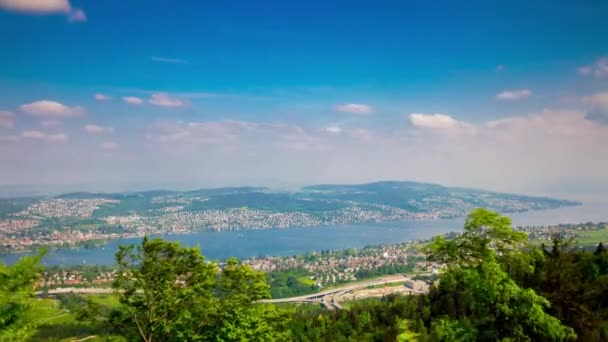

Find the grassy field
[[26, 295, 124, 342], [530, 228, 608, 247], [575, 229, 608, 246], [365, 281, 407, 290], [297, 276, 316, 286]]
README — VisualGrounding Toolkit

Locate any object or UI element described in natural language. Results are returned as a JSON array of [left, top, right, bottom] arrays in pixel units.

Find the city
[[0, 183, 579, 253]]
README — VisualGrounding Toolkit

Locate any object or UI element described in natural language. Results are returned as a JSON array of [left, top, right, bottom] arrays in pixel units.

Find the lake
[[3, 202, 607, 266]]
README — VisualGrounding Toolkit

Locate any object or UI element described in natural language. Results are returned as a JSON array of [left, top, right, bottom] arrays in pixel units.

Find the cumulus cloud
[[0, 0, 86, 22], [409, 113, 470, 130], [150, 57, 190, 65], [21, 130, 68, 142], [324, 126, 342, 134], [84, 124, 114, 135], [146, 120, 329, 151], [149, 93, 186, 107], [582, 91, 608, 124], [495, 89, 532, 100], [94, 93, 111, 101], [122, 96, 143, 105], [3, 105, 607, 198], [0, 111, 15, 128], [19, 100, 84, 118], [334, 103, 373, 115], [100, 142, 118, 150], [578, 57, 608, 78]]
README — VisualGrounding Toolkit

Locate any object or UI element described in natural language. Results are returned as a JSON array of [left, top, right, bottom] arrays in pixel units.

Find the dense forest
[[2, 209, 608, 341]]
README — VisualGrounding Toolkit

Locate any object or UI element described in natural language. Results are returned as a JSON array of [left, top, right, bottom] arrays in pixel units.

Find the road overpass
[[258, 275, 426, 310], [38, 275, 428, 310]]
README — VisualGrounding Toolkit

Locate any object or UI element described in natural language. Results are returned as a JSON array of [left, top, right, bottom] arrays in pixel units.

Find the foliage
[[354, 262, 415, 280], [289, 209, 578, 341], [427, 209, 575, 340], [427, 208, 528, 266], [428, 254, 575, 340], [109, 237, 290, 341], [0, 250, 45, 340], [267, 269, 320, 298], [8, 208, 608, 341], [0, 197, 39, 219], [289, 295, 430, 341], [509, 238, 608, 340]]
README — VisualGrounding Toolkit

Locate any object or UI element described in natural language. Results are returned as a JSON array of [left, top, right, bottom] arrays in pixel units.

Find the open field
[[27, 296, 124, 342], [575, 229, 608, 246], [530, 228, 608, 247]]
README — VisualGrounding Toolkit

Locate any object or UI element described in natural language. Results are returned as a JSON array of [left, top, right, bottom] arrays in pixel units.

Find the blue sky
[[0, 0, 607, 199]]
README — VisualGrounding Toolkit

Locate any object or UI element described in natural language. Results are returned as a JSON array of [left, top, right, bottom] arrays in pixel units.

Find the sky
[[0, 0, 607, 199]]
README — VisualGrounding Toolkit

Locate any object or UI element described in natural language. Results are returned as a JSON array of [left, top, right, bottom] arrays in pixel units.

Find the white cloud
[[496, 89, 532, 100], [19, 100, 84, 118], [22, 130, 45, 139], [409, 113, 470, 130], [150, 57, 190, 65], [578, 57, 608, 78], [149, 93, 185, 107], [3, 105, 607, 198], [122, 96, 143, 105], [67, 8, 85, 21], [577, 66, 592, 76], [0, 0, 69, 12], [84, 124, 114, 135], [94, 93, 111, 101], [100, 142, 118, 150], [582, 91, 608, 110], [21, 130, 68, 142], [0, 111, 15, 128], [46, 133, 69, 142], [334, 103, 373, 115], [147, 120, 327, 151], [324, 126, 342, 134], [582, 91, 608, 124], [0, 0, 86, 22]]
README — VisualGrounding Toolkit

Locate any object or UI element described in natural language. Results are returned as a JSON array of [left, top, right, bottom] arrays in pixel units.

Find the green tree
[[0, 250, 45, 340], [427, 209, 576, 341], [428, 208, 527, 266], [111, 237, 289, 341]]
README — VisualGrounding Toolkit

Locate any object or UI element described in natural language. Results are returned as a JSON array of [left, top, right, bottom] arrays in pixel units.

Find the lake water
[[3, 202, 607, 266]]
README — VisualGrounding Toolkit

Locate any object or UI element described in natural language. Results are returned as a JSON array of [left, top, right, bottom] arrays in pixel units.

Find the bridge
[[258, 275, 424, 310], [38, 275, 428, 311]]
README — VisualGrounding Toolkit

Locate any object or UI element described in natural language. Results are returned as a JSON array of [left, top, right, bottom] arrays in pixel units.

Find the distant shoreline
[[0, 204, 583, 257]]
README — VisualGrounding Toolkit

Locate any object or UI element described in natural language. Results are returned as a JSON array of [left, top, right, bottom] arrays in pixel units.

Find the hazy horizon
[[0, 178, 606, 203]]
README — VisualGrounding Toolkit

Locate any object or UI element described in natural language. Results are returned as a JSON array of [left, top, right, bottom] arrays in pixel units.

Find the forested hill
[[47, 180, 578, 218]]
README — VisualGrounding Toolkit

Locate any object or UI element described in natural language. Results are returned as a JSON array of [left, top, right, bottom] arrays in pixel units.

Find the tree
[[428, 208, 527, 266], [427, 209, 576, 341], [0, 250, 45, 340], [111, 237, 290, 341], [595, 242, 606, 256]]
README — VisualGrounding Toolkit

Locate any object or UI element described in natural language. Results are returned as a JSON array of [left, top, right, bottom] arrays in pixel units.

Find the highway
[[39, 275, 427, 310], [258, 275, 424, 310]]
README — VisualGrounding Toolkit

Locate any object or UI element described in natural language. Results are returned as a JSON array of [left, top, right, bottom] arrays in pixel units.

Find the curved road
[[39, 275, 427, 311], [258, 275, 421, 310]]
